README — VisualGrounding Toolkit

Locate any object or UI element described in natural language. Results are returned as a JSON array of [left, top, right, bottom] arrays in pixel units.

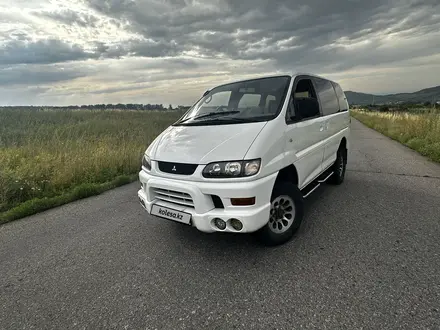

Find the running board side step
[[301, 170, 334, 198], [318, 171, 333, 183], [303, 182, 320, 198]]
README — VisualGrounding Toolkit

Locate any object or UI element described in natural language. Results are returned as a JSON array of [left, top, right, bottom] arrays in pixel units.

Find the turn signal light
[[231, 197, 255, 206]]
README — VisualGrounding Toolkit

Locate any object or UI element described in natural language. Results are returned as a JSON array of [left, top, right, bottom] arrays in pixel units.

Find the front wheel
[[256, 182, 304, 246]]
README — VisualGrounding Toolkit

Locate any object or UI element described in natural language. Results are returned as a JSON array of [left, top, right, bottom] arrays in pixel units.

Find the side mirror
[[290, 114, 301, 122], [287, 98, 300, 122]]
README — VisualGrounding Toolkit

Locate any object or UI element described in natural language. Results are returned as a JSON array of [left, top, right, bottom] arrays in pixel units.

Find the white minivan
[[138, 73, 350, 245]]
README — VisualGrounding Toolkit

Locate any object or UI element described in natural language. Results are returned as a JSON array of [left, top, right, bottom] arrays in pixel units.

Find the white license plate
[[150, 204, 191, 225]]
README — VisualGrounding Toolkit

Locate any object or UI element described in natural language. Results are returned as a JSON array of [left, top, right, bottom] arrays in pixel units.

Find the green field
[[0, 108, 183, 223], [351, 109, 440, 163]]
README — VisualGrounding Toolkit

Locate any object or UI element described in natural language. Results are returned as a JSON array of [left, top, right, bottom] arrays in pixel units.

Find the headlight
[[202, 159, 261, 178], [142, 154, 151, 171]]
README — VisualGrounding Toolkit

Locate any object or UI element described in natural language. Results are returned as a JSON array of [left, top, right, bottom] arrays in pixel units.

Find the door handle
[[319, 125, 324, 132]]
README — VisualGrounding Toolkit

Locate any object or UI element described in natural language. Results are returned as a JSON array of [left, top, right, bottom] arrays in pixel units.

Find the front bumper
[[137, 170, 277, 233]]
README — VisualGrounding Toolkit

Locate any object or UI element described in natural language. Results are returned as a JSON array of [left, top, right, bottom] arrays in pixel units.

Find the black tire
[[256, 182, 304, 246], [328, 146, 347, 185]]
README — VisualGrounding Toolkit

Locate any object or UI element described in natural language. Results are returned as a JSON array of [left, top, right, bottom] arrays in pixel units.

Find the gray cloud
[[4, 0, 440, 70], [93, 39, 185, 59], [0, 64, 90, 86], [35, 9, 100, 28], [86, 0, 440, 71], [1, 0, 440, 105], [0, 39, 99, 65], [0, 56, 202, 88]]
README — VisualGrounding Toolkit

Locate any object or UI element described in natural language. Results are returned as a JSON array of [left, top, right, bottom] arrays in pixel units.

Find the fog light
[[213, 218, 226, 230], [230, 218, 243, 231]]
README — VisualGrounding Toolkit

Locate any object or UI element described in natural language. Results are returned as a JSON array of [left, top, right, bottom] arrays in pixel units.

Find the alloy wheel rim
[[269, 195, 295, 234], [338, 154, 344, 176]]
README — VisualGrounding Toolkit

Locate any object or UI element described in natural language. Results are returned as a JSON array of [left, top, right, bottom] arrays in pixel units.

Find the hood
[[148, 122, 267, 164]]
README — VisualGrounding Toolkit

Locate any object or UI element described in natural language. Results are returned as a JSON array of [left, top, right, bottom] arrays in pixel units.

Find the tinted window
[[286, 78, 320, 123], [332, 82, 349, 111], [294, 98, 320, 119], [294, 79, 317, 99], [313, 78, 339, 116]]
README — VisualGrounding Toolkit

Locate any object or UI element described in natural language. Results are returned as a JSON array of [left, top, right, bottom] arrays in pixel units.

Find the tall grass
[[351, 109, 440, 163], [0, 108, 183, 218]]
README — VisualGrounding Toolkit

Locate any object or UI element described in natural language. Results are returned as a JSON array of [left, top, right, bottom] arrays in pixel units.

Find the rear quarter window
[[313, 78, 340, 116], [332, 82, 349, 112]]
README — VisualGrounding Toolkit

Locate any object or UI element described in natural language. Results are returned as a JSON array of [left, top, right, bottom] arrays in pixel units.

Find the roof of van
[[205, 72, 339, 91], [293, 72, 331, 80]]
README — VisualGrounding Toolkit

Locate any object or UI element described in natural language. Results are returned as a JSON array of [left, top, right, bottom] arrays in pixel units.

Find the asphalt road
[[1, 119, 440, 330]]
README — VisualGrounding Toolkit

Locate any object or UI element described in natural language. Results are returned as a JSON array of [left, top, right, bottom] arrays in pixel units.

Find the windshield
[[174, 75, 291, 126]]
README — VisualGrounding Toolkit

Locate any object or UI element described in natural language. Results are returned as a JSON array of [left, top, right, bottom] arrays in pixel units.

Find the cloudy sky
[[1, 0, 439, 106]]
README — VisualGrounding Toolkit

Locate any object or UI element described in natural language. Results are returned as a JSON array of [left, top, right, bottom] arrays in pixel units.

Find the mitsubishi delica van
[[138, 73, 350, 245]]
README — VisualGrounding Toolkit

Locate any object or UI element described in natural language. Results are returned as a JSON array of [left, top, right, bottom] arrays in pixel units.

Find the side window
[[332, 82, 349, 112], [294, 79, 317, 99], [287, 78, 320, 123], [313, 78, 339, 116]]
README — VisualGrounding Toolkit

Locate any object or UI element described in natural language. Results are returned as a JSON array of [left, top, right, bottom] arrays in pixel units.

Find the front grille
[[158, 161, 198, 175], [152, 188, 194, 208]]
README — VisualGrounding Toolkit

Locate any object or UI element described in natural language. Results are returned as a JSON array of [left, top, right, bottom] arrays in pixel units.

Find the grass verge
[[0, 174, 138, 225], [351, 109, 440, 163]]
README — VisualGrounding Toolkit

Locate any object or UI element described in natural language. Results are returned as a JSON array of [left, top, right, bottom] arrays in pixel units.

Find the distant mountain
[[344, 85, 440, 105]]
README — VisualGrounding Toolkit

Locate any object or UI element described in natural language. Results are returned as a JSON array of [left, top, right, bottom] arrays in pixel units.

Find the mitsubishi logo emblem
[[172, 165, 177, 171]]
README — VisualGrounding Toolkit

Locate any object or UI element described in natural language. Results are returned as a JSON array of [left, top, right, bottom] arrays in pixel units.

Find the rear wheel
[[256, 182, 304, 246], [328, 146, 347, 185]]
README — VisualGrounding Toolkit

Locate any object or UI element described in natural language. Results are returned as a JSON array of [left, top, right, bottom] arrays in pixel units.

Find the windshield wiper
[[178, 111, 240, 123], [178, 117, 262, 126]]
